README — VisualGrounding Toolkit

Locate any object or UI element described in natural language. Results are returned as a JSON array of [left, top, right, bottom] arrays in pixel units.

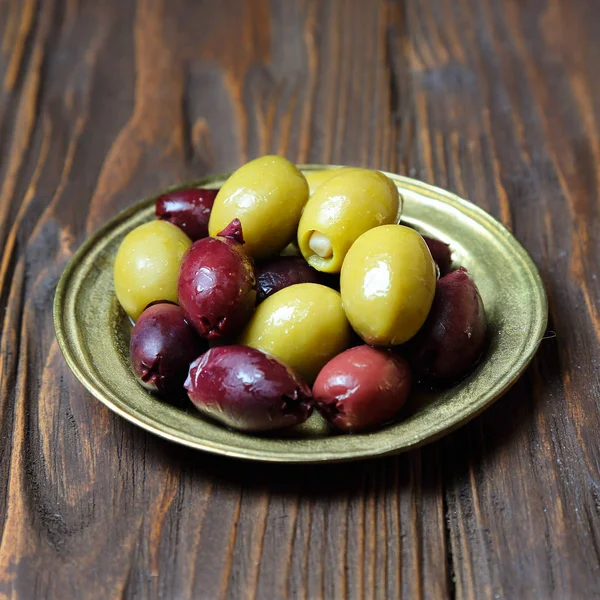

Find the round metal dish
[[54, 166, 548, 463]]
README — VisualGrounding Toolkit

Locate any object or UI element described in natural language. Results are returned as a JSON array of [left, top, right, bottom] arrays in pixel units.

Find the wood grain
[[1, 0, 599, 598]]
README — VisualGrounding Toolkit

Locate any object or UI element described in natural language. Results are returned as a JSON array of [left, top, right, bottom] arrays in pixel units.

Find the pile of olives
[[114, 156, 486, 434]]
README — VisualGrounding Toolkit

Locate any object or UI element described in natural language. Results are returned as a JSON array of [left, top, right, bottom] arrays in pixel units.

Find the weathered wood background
[[0, 0, 599, 598]]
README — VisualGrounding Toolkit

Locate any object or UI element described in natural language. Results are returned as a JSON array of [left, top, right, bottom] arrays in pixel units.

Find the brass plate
[[54, 166, 548, 463]]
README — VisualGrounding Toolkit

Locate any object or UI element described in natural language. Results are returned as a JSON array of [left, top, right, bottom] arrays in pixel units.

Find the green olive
[[114, 220, 191, 320], [238, 283, 352, 382], [304, 168, 343, 195], [297, 168, 401, 273], [208, 155, 309, 260], [340, 225, 436, 345]]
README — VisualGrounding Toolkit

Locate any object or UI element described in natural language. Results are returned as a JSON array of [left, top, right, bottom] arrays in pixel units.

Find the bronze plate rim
[[54, 166, 548, 463]]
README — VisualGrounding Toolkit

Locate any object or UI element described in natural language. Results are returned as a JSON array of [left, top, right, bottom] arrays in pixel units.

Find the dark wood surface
[[1, 0, 599, 598]]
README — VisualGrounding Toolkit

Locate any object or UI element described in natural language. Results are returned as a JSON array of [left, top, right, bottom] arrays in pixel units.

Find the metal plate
[[53, 166, 548, 463]]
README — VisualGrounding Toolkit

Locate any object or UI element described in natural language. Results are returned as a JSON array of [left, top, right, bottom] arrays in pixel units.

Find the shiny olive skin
[[155, 188, 219, 240], [185, 346, 313, 432], [298, 168, 401, 273], [208, 155, 309, 260], [114, 220, 192, 320], [239, 283, 352, 383], [314, 346, 411, 432], [304, 168, 343, 195], [130, 303, 205, 397], [340, 225, 436, 345], [410, 268, 486, 382], [422, 235, 453, 276], [256, 256, 321, 303], [178, 219, 256, 340]]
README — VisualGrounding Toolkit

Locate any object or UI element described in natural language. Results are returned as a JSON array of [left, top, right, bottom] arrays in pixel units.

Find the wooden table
[[1, 0, 599, 598]]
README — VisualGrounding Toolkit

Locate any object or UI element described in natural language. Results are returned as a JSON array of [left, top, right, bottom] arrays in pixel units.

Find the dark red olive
[[410, 267, 486, 382], [422, 235, 453, 276], [313, 345, 411, 432], [185, 345, 313, 432], [256, 256, 321, 302], [155, 188, 219, 240], [129, 303, 205, 397], [178, 219, 256, 340]]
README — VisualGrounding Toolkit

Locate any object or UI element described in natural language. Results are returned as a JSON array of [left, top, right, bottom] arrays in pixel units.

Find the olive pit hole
[[308, 231, 333, 259]]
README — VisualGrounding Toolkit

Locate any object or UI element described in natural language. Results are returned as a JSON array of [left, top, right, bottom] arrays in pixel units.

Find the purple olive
[[256, 256, 321, 302], [178, 219, 256, 340], [313, 345, 411, 432], [185, 345, 313, 432], [130, 303, 205, 397], [410, 267, 486, 381], [422, 235, 453, 276], [156, 188, 219, 240]]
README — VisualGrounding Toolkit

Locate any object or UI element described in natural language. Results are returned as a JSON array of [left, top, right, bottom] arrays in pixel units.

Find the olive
[[155, 188, 219, 240], [313, 346, 411, 432], [208, 155, 309, 260], [297, 168, 401, 273], [256, 256, 321, 303], [114, 220, 192, 320], [178, 219, 256, 340], [239, 283, 352, 383], [422, 235, 453, 276], [304, 168, 343, 195], [340, 224, 436, 345], [410, 267, 486, 382], [130, 302, 205, 397], [185, 346, 313, 432]]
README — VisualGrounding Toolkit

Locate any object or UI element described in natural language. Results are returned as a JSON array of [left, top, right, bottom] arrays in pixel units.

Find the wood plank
[[403, 0, 600, 597]]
